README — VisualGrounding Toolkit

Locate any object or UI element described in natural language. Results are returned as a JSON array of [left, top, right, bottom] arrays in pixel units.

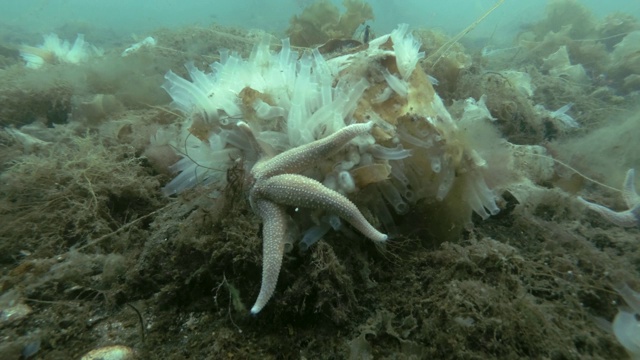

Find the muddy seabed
[[1, 2, 640, 359]]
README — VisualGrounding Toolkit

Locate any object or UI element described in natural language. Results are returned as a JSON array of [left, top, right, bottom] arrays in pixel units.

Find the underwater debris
[[500, 71, 535, 98], [548, 103, 577, 128], [4, 127, 50, 153], [578, 169, 640, 227], [534, 102, 579, 130], [121, 36, 156, 57], [19, 33, 102, 68], [541, 45, 590, 85], [510, 0, 640, 99]]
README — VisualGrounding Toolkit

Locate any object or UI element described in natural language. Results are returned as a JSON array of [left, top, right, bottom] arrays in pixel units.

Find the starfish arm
[[252, 121, 374, 179], [578, 197, 640, 228], [633, 204, 640, 227], [622, 169, 640, 209], [257, 174, 388, 242], [251, 199, 289, 314]]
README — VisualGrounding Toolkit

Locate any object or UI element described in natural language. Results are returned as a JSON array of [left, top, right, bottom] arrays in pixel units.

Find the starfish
[[242, 121, 388, 314], [578, 168, 640, 228]]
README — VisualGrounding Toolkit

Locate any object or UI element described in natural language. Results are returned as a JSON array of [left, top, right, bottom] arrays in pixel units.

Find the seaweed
[[286, 0, 374, 47], [0, 133, 162, 261]]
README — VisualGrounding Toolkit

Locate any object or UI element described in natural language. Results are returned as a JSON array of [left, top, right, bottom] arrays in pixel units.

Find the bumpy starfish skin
[[248, 121, 388, 314], [578, 169, 640, 228], [251, 199, 289, 313], [251, 122, 379, 179], [257, 174, 388, 242]]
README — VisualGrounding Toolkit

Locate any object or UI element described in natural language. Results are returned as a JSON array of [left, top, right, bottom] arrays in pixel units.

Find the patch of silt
[[2, 9, 640, 360], [27, 193, 628, 359], [2, 132, 631, 359], [2, 194, 633, 359]]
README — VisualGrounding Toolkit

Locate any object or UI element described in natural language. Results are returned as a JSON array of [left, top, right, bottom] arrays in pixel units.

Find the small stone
[[80, 345, 135, 360], [0, 303, 32, 324]]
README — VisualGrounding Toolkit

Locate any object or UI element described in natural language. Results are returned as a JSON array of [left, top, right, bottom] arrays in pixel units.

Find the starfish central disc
[[247, 121, 387, 314]]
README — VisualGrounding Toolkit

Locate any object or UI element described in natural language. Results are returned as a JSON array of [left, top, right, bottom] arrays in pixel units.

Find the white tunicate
[[398, 127, 433, 148], [300, 224, 331, 252], [323, 174, 338, 191], [472, 175, 500, 216], [370, 144, 412, 160], [430, 156, 441, 173], [613, 310, 640, 359], [254, 99, 285, 119], [373, 87, 393, 103], [382, 68, 408, 97], [327, 215, 342, 230], [390, 160, 410, 185], [436, 167, 455, 201], [378, 181, 409, 214], [390, 23, 425, 80], [338, 171, 356, 193]]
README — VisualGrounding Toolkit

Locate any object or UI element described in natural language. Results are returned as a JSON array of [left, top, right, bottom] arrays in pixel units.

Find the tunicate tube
[[220, 129, 252, 152], [323, 174, 338, 191], [338, 171, 356, 193], [343, 78, 369, 118], [392, 178, 415, 202], [324, 215, 342, 230], [373, 87, 393, 103], [370, 144, 412, 160], [346, 146, 361, 165], [468, 187, 490, 220], [613, 309, 640, 358], [416, 126, 432, 138], [397, 127, 433, 149], [283, 219, 297, 254], [389, 160, 410, 185], [612, 284, 640, 358], [185, 62, 211, 90], [335, 160, 356, 172], [254, 100, 285, 119], [616, 284, 640, 314], [430, 156, 441, 173], [219, 48, 229, 63], [382, 69, 408, 97], [472, 176, 500, 215], [371, 195, 397, 235], [359, 152, 374, 166], [378, 181, 409, 214], [300, 223, 331, 252], [162, 70, 210, 115], [279, 38, 291, 71], [312, 48, 333, 107], [436, 166, 455, 201]]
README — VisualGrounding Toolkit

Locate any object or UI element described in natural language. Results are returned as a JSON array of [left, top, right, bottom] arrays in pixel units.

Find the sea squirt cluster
[[158, 24, 508, 311]]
